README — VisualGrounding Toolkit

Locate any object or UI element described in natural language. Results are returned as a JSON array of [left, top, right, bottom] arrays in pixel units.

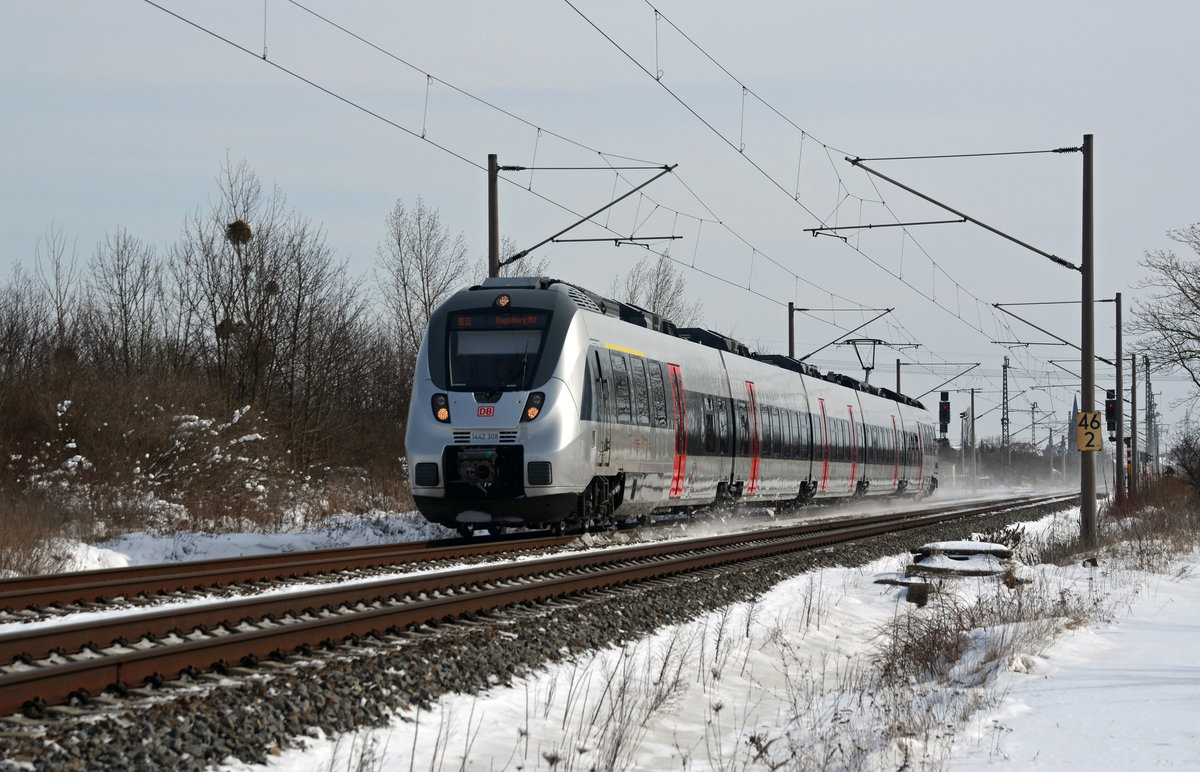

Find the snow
[[34, 505, 1200, 770], [51, 510, 454, 571], [948, 563, 1200, 769]]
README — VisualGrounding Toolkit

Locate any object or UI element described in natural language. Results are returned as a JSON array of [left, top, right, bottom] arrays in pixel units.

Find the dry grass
[[0, 491, 86, 576], [0, 366, 414, 575]]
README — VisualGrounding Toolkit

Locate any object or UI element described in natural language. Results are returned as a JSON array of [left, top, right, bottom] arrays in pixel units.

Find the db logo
[[477, 406, 495, 418]]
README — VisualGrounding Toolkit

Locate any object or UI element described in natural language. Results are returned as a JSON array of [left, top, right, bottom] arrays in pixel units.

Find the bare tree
[[376, 196, 470, 356], [1168, 420, 1200, 491], [608, 253, 703, 326], [167, 158, 371, 465], [33, 222, 81, 361], [170, 160, 290, 405], [1131, 223, 1200, 401], [82, 228, 162, 375], [0, 264, 53, 378]]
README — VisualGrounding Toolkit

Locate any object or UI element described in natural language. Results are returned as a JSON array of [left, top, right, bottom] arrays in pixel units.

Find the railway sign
[[1075, 411, 1104, 452]]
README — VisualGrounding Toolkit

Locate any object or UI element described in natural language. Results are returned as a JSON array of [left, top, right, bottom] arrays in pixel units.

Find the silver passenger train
[[405, 277, 937, 534]]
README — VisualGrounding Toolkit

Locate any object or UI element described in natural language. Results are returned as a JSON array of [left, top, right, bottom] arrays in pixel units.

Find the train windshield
[[447, 310, 551, 391]]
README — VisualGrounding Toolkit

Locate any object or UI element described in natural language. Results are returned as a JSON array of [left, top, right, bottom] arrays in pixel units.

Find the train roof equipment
[[468, 276, 924, 410]]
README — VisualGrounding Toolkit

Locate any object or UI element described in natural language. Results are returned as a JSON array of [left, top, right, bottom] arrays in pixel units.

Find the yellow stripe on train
[[604, 342, 646, 358]]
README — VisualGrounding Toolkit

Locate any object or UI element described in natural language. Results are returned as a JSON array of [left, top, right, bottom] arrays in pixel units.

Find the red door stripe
[[891, 415, 899, 491], [669, 364, 686, 498], [915, 422, 924, 489], [848, 405, 857, 492], [818, 398, 829, 492], [746, 381, 760, 494]]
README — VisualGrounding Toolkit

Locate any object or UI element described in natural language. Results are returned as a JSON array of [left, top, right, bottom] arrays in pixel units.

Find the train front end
[[405, 278, 590, 533]]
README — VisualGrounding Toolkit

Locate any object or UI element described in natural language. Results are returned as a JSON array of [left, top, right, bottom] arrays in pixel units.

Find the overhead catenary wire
[[214, 1, 911, 337], [569, 1, 1084, 421], [142, 0, 887, 329], [143, 1, 1047, 414]]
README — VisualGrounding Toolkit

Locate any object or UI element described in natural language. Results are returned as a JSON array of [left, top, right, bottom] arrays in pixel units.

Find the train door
[[915, 421, 925, 489], [592, 350, 611, 467], [745, 381, 761, 494], [848, 405, 858, 492], [718, 398, 732, 482], [891, 415, 900, 491], [818, 398, 830, 492], [668, 363, 686, 498]]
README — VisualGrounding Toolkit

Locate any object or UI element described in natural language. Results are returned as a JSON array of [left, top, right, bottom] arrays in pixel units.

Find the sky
[[30, 502, 1200, 770], [4, 1, 1200, 446]]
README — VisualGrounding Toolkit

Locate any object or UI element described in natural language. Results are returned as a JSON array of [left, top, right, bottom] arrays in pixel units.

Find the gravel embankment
[[0, 502, 1071, 771]]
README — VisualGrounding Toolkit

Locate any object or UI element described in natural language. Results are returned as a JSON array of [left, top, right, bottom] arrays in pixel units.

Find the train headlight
[[521, 392, 545, 422], [431, 393, 451, 423]]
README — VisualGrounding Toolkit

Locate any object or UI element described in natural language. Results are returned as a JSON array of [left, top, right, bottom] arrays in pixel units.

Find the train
[[405, 276, 937, 535]]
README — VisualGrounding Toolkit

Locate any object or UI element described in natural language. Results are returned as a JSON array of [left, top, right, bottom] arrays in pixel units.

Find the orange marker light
[[521, 392, 545, 422]]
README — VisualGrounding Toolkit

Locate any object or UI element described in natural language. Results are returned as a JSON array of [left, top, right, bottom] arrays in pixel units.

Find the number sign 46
[[1075, 411, 1104, 452]]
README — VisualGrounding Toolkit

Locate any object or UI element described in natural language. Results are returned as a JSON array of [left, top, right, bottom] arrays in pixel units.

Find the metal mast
[[1145, 354, 1157, 480], [1001, 356, 1011, 483]]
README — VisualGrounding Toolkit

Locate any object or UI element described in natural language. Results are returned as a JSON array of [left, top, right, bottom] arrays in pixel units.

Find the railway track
[[0, 492, 1075, 717], [0, 530, 574, 616]]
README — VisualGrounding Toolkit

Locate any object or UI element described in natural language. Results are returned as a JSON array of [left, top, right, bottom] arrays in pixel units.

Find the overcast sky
[[4, 1, 1199, 455]]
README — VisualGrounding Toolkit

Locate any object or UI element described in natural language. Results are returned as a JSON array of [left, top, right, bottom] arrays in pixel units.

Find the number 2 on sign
[[1076, 411, 1103, 452]]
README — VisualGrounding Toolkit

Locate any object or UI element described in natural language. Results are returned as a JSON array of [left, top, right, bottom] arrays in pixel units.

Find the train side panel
[[404, 277, 937, 532]]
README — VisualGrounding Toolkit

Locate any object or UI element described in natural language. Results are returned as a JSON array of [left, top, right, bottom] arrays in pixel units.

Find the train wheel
[[456, 524, 474, 538]]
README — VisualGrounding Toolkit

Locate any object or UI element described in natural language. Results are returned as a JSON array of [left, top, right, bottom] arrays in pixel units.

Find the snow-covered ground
[[47, 506, 1200, 770]]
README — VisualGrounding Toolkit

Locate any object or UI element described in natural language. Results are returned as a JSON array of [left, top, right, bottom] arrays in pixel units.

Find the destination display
[[452, 311, 549, 330]]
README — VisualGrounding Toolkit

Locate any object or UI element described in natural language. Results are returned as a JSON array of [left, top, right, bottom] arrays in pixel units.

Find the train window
[[760, 405, 772, 456], [610, 353, 633, 424], [580, 357, 595, 420], [798, 412, 810, 460], [648, 362, 668, 427], [631, 357, 651, 426], [447, 310, 550, 391], [736, 402, 749, 455], [717, 400, 730, 454], [704, 413, 716, 453], [770, 407, 781, 458]]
